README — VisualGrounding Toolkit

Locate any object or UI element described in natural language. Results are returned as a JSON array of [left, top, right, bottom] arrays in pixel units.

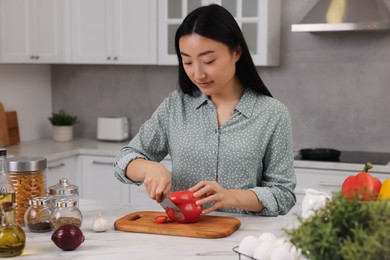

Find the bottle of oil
[[0, 148, 15, 221], [0, 202, 26, 257]]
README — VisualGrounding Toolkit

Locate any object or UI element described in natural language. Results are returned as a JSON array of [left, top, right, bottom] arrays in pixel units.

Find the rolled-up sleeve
[[113, 95, 171, 185], [248, 105, 296, 216]]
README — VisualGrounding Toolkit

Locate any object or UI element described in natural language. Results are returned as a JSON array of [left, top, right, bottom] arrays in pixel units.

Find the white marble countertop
[[6, 138, 390, 173], [14, 199, 301, 260]]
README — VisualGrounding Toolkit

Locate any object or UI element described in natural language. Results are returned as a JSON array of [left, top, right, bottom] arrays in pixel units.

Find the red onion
[[51, 224, 85, 251]]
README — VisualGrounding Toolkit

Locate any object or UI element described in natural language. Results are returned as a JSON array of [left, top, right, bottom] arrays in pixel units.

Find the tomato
[[342, 162, 382, 201], [155, 215, 168, 223], [166, 190, 203, 223], [379, 178, 390, 199]]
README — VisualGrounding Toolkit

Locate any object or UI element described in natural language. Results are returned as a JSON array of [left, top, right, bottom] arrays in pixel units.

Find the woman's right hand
[[126, 159, 172, 203]]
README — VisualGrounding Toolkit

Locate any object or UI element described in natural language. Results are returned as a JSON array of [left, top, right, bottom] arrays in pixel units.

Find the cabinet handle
[[319, 181, 341, 187], [92, 161, 113, 166], [48, 163, 65, 170], [114, 57, 118, 60], [107, 57, 111, 60]]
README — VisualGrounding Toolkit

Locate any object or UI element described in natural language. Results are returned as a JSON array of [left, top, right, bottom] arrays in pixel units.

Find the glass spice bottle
[[24, 197, 52, 233], [49, 198, 83, 230], [47, 178, 79, 210], [0, 202, 26, 257], [0, 148, 16, 222]]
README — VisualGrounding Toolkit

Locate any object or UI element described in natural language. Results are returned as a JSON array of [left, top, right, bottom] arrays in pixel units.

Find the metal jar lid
[[29, 196, 50, 206], [48, 178, 79, 195], [55, 198, 77, 208], [7, 156, 47, 172]]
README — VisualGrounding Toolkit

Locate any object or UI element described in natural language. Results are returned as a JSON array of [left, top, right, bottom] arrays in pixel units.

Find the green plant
[[48, 109, 78, 126], [284, 192, 390, 259]]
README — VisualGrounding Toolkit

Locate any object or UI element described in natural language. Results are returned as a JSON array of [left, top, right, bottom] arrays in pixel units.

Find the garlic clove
[[92, 213, 109, 232]]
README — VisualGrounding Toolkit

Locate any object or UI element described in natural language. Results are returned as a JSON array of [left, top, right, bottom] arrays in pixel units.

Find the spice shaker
[[49, 198, 83, 230], [24, 196, 52, 233], [7, 156, 47, 225], [48, 178, 79, 210]]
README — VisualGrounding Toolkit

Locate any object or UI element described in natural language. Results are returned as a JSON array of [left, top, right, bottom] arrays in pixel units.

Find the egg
[[238, 235, 258, 260], [258, 232, 277, 244], [253, 241, 275, 260], [270, 243, 294, 260]]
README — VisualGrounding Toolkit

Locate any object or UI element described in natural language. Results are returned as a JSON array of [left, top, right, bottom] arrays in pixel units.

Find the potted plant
[[48, 109, 78, 142]]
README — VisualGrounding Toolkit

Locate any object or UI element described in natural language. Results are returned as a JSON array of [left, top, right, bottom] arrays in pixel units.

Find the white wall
[[0, 65, 52, 141]]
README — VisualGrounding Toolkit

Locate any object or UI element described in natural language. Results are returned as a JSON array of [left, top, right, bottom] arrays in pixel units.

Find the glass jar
[[0, 148, 15, 222], [24, 196, 52, 233], [7, 156, 47, 226], [49, 198, 83, 230], [47, 178, 79, 210], [0, 202, 26, 257]]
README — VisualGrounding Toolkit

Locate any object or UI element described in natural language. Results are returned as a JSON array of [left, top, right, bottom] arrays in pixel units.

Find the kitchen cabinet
[[0, 0, 69, 63], [47, 156, 79, 187], [157, 0, 281, 66], [70, 0, 157, 64], [294, 167, 390, 200], [79, 155, 131, 203]]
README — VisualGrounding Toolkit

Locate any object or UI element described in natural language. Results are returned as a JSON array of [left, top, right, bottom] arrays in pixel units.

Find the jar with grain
[[24, 196, 52, 233], [49, 198, 83, 230], [47, 178, 79, 210], [7, 156, 47, 226]]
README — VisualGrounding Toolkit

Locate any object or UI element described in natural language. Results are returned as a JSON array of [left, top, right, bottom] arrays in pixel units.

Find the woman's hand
[[189, 181, 264, 214], [189, 181, 236, 214], [143, 162, 172, 202], [126, 159, 172, 203]]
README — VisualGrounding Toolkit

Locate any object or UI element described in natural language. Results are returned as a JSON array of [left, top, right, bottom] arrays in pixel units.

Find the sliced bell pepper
[[166, 190, 202, 223], [342, 162, 382, 201]]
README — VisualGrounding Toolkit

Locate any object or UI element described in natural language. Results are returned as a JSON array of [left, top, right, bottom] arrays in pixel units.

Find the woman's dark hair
[[175, 4, 272, 97]]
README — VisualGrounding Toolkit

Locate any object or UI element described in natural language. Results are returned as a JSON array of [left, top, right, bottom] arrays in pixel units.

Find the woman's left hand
[[188, 181, 236, 214]]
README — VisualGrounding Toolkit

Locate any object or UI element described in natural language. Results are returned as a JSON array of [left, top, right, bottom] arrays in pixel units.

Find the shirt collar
[[193, 88, 259, 118], [234, 88, 258, 118]]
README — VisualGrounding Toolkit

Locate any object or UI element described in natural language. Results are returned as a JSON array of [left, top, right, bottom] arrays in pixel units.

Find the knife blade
[[160, 194, 184, 220]]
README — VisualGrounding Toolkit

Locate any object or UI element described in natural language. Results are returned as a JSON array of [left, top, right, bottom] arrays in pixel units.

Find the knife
[[160, 194, 184, 221]]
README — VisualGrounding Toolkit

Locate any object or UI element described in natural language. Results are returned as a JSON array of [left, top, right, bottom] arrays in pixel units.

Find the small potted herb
[[48, 110, 78, 142]]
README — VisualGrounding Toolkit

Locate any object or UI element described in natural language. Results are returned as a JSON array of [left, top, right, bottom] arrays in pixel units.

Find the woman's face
[[179, 34, 241, 97]]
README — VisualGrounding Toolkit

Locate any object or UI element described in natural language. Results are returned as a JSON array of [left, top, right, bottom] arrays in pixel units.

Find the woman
[[114, 4, 296, 216]]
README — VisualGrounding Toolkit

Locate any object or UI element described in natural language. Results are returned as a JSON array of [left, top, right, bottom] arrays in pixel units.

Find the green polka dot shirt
[[114, 88, 296, 216]]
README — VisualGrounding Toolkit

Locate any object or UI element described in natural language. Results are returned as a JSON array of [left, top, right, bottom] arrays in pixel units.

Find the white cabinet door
[[157, 0, 280, 66], [80, 155, 130, 204], [47, 156, 78, 187], [71, 0, 157, 64], [0, 0, 68, 63]]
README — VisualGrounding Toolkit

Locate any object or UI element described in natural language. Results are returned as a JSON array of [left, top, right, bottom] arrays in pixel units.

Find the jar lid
[[48, 178, 79, 195], [29, 196, 49, 206], [7, 156, 47, 172], [55, 198, 77, 208]]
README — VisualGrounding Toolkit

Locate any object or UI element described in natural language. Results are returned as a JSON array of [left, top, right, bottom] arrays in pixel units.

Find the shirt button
[[214, 129, 218, 134]]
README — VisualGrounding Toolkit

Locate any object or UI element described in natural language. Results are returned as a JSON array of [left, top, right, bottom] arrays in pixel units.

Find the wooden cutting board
[[5, 111, 20, 146], [0, 103, 9, 147], [114, 211, 241, 239]]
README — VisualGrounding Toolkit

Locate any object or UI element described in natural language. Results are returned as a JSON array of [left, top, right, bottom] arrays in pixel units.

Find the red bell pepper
[[342, 162, 382, 200], [165, 190, 202, 223]]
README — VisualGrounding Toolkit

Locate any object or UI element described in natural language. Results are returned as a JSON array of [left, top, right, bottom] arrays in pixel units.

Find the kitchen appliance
[[292, 0, 390, 32], [296, 148, 390, 165], [114, 211, 241, 238], [97, 117, 129, 141]]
